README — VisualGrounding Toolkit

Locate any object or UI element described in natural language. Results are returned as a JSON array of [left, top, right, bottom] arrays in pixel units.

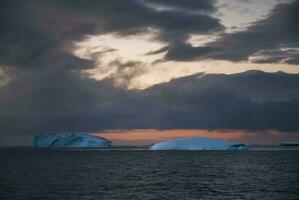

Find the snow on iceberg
[[149, 137, 247, 150], [33, 132, 111, 149]]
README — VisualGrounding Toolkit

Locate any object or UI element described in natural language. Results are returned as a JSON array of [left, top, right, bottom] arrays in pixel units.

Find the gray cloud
[[208, 0, 299, 62], [158, 0, 299, 63], [165, 43, 215, 61], [1, 0, 299, 143], [0, 0, 223, 70], [0, 0, 223, 136], [1, 70, 299, 136], [106, 60, 147, 89], [143, 70, 299, 131], [250, 49, 299, 64]]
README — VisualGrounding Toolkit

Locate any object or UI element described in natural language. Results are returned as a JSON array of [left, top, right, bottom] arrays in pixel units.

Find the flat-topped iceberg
[[149, 137, 247, 150], [33, 132, 111, 149]]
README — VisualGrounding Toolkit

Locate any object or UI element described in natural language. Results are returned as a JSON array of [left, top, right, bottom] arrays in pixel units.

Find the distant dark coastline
[[280, 142, 299, 146]]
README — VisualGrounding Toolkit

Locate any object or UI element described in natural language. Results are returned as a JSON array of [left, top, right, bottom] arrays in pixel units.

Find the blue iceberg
[[33, 132, 111, 149], [149, 137, 247, 150]]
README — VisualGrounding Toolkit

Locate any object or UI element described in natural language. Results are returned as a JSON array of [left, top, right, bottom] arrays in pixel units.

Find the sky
[[0, 0, 299, 146]]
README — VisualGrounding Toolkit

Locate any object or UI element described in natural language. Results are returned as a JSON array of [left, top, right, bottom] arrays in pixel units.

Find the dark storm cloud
[[1, 70, 299, 134], [1, 0, 299, 140], [159, 0, 299, 63], [0, 0, 223, 137], [207, 0, 299, 62], [0, 0, 94, 70], [0, 0, 223, 70], [141, 70, 299, 131], [165, 43, 215, 61]]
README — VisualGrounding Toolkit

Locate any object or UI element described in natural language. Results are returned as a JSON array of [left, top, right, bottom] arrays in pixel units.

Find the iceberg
[[33, 132, 111, 149], [149, 137, 247, 150]]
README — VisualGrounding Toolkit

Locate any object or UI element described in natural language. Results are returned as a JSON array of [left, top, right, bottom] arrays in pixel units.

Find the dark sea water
[[1, 148, 299, 200]]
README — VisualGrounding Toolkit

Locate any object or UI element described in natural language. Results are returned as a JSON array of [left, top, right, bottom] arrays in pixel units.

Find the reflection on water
[[1, 148, 299, 200]]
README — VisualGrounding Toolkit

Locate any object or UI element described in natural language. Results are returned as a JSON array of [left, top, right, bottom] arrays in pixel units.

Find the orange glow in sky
[[92, 129, 256, 146]]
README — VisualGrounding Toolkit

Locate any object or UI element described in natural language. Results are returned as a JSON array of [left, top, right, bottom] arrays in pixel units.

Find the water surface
[[1, 148, 299, 199]]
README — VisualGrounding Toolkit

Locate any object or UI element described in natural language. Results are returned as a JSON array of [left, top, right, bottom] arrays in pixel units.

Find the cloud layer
[[0, 0, 299, 140], [1, 70, 299, 135], [160, 0, 299, 63]]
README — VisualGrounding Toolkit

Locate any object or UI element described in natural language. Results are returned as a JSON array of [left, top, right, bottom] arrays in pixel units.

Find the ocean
[[1, 148, 299, 200]]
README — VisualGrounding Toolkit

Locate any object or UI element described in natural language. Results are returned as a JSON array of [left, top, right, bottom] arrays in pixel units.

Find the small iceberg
[[33, 132, 111, 149], [149, 137, 247, 150]]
